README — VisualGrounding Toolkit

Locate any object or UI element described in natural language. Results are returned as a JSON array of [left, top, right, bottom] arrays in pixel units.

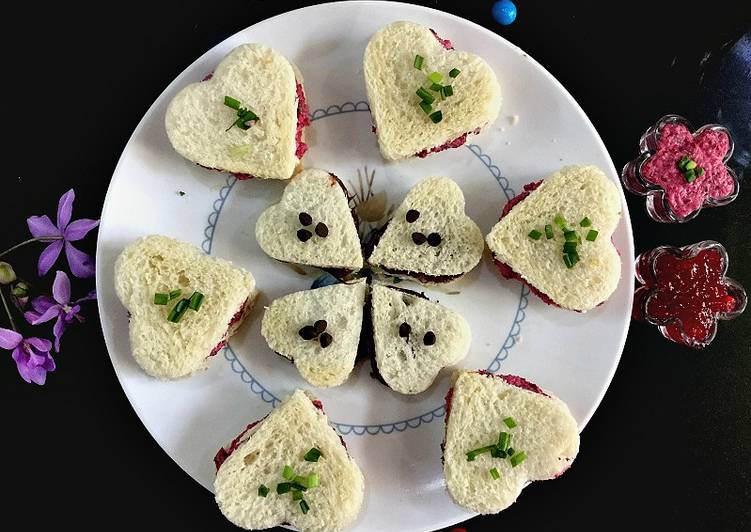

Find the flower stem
[[0, 236, 63, 259], [0, 286, 17, 332]]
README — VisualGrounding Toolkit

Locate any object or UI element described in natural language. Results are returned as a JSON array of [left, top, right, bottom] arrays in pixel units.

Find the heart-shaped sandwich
[[114, 235, 257, 379], [370, 284, 470, 394], [364, 21, 501, 161], [367, 176, 484, 283], [256, 168, 364, 273], [165, 43, 310, 180], [214, 390, 364, 532], [486, 165, 622, 311], [443, 371, 579, 514], [261, 280, 367, 387]]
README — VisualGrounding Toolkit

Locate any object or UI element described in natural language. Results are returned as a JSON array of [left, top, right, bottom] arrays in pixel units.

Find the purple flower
[[0, 328, 55, 385], [27, 189, 99, 278], [24, 270, 96, 352]]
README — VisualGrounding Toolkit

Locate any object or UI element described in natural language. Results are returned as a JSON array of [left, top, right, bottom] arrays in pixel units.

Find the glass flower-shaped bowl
[[633, 240, 746, 349], [622, 114, 740, 223]]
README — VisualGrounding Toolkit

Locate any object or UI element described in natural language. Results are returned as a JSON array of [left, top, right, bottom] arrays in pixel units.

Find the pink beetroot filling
[[493, 181, 560, 307], [430, 28, 454, 50], [208, 302, 247, 357], [641, 123, 734, 218], [415, 131, 471, 158]]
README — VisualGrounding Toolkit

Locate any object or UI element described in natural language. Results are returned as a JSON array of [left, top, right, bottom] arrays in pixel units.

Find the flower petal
[[27, 215, 61, 238], [26, 304, 60, 325], [57, 189, 75, 230], [28, 366, 48, 385], [74, 290, 97, 304], [42, 352, 56, 372], [31, 296, 56, 314], [38, 240, 64, 277], [0, 328, 22, 350], [64, 242, 95, 278], [52, 316, 67, 352], [12, 347, 33, 384], [25, 336, 52, 353], [64, 218, 100, 242], [52, 270, 71, 304]]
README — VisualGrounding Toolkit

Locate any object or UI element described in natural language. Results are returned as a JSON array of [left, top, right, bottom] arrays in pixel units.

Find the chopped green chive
[[168, 289, 182, 301], [503, 417, 517, 429], [300, 500, 310, 514], [413, 54, 424, 69], [506, 447, 515, 456], [292, 490, 304, 501], [304, 447, 322, 462], [307, 473, 319, 488], [586, 230, 599, 241], [696, 167, 705, 177], [553, 215, 567, 230], [429, 110, 443, 123], [154, 293, 169, 305], [290, 482, 308, 492], [429, 82, 443, 92], [188, 291, 204, 311], [563, 241, 578, 253], [224, 96, 242, 110], [167, 299, 189, 323], [442, 85, 454, 98], [544, 224, 554, 239], [419, 100, 433, 115], [684, 170, 696, 183], [579, 217, 592, 227], [564, 230, 578, 242], [276, 482, 292, 494], [466, 444, 497, 461], [282, 465, 295, 480], [528, 229, 543, 240], [416, 87, 435, 104], [258, 484, 269, 497], [294, 475, 309, 488], [510, 451, 528, 467], [563, 254, 574, 269], [489, 467, 501, 480], [685, 160, 697, 170], [497, 431, 511, 451], [449, 68, 461, 78], [677, 155, 690, 170], [428, 71, 443, 84], [490, 446, 507, 458], [568, 251, 580, 264]]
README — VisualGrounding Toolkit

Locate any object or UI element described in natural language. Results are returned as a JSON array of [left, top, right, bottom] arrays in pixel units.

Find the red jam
[[640, 123, 734, 218], [634, 244, 742, 348]]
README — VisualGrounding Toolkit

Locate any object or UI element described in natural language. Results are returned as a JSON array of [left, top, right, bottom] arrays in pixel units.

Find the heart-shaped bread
[[261, 280, 367, 387], [214, 390, 364, 532], [364, 21, 501, 160], [114, 235, 257, 379], [256, 168, 364, 272], [165, 43, 305, 179], [443, 371, 579, 514], [486, 165, 622, 311], [368, 176, 484, 283], [370, 284, 470, 394]]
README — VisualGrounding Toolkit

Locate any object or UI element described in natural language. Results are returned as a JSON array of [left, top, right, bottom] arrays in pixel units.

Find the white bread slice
[[261, 280, 367, 387], [486, 165, 622, 311], [364, 21, 501, 161], [368, 176, 484, 282], [214, 390, 364, 532], [444, 371, 579, 514], [371, 284, 470, 394], [165, 43, 303, 179], [114, 235, 257, 379], [256, 169, 364, 271]]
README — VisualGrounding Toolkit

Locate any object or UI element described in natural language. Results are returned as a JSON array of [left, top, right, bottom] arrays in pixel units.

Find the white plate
[[96, 2, 634, 530]]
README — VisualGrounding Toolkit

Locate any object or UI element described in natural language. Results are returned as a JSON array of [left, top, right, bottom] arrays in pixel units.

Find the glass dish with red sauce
[[622, 114, 740, 223], [633, 240, 746, 348]]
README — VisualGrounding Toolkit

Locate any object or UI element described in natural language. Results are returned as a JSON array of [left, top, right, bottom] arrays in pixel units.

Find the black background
[[3, 1, 750, 531]]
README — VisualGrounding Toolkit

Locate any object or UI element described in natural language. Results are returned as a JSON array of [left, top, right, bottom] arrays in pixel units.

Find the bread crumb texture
[[114, 235, 256, 379], [214, 390, 364, 532], [444, 372, 579, 514]]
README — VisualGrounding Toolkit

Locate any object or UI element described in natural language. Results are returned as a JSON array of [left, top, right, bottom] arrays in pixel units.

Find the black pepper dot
[[297, 229, 313, 242], [399, 322, 411, 338], [406, 209, 420, 223], [423, 331, 436, 346], [299, 212, 313, 226], [314, 319, 328, 334], [427, 233, 442, 247], [319, 332, 333, 348], [315, 222, 329, 238], [412, 232, 427, 245], [299, 326, 317, 340]]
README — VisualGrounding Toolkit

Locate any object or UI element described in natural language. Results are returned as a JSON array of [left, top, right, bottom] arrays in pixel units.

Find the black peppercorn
[[406, 209, 420, 223], [423, 331, 436, 345], [299, 212, 313, 226], [427, 233, 442, 247], [299, 325, 317, 340], [314, 319, 328, 334], [412, 232, 427, 245], [319, 332, 333, 348], [297, 229, 313, 242], [315, 222, 329, 238], [399, 322, 411, 338]]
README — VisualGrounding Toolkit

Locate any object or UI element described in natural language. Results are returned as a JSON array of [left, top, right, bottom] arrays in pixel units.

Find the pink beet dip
[[641, 123, 734, 218]]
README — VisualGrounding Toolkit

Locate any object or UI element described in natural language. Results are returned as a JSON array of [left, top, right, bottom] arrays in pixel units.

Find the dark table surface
[[3, 1, 750, 530]]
